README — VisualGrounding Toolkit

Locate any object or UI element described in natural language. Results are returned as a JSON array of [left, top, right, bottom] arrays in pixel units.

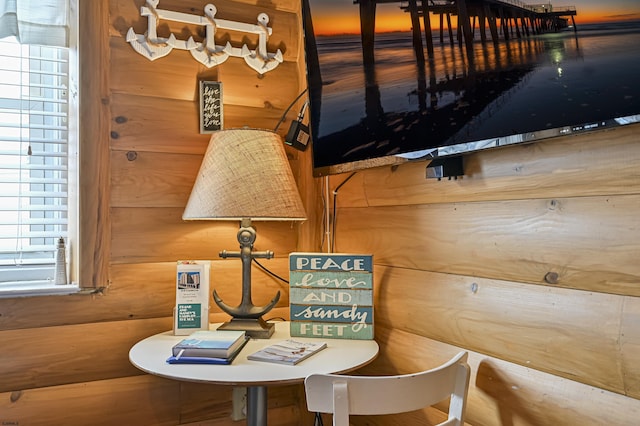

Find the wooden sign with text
[[199, 81, 223, 133], [289, 253, 374, 340]]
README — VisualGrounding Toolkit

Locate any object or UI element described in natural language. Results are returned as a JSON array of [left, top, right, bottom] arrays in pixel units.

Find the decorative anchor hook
[[188, 4, 232, 67], [242, 13, 283, 74], [214, 218, 280, 338], [126, 1, 283, 73]]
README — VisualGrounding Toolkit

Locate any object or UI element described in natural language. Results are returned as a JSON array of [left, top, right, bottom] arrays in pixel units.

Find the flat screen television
[[301, 0, 640, 176]]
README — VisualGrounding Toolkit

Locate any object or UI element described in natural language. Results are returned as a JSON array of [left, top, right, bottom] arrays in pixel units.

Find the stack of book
[[166, 329, 249, 365]]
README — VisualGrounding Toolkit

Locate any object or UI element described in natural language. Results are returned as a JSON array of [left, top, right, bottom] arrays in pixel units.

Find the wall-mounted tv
[[302, 0, 640, 176]]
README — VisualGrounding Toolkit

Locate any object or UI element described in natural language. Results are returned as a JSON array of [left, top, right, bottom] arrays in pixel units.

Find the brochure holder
[[173, 260, 211, 335]]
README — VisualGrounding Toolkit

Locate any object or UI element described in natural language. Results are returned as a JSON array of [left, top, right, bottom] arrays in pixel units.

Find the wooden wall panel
[[109, 93, 210, 154], [98, 260, 291, 323], [0, 285, 170, 332], [110, 207, 300, 263], [358, 326, 640, 426], [370, 266, 634, 396], [0, 318, 170, 392], [110, 148, 304, 208], [179, 382, 302, 425], [215, 62, 302, 110], [5, 0, 640, 424], [0, 310, 291, 395], [330, 121, 640, 424], [0, 375, 302, 426], [0, 291, 119, 331], [334, 195, 640, 296], [1, 376, 180, 426], [622, 296, 640, 397], [332, 124, 640, 208], [0, 260, 288, 331], [109, 93, 292, 154], [110, 151, 201, 208], [109, 33, 301, 109], [108, 259, 294, 317], [175, 381, 232, 424], [3, 1, 309, 424], [110, 37, 204, 100], [79, 0, 111, 289]]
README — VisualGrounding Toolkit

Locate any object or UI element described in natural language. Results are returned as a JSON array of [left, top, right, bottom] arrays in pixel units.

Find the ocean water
[[308, 20, 640, 168]]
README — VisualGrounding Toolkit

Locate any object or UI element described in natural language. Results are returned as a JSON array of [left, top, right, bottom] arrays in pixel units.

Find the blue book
[[171, 329, 247, 358], [167, 337, 249, 365]]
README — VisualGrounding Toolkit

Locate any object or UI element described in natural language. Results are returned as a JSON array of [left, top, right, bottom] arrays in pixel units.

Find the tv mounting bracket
[[126, 0, 283, 74]]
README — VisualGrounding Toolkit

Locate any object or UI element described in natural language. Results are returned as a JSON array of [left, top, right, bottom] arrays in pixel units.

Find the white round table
[[129, 321, 379, 425]]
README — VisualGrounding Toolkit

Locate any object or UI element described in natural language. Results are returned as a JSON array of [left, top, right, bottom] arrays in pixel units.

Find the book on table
[[170, 329, 248, 359], [247, 339, 327, 365], [166, 335, 249, 365]]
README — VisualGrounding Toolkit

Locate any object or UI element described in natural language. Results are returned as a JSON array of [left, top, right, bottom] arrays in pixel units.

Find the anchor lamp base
[[217, 317, 275, 339]]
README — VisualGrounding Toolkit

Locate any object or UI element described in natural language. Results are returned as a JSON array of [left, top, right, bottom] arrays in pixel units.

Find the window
[[0, 36, 78, 297]]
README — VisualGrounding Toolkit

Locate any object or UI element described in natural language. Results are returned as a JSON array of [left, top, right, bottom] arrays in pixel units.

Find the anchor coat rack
[[126, 0, 283, 74]]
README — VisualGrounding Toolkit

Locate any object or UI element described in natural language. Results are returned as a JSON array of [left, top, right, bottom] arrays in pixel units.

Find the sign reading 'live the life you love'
[[199, 81, 223, 134], [289, 253, 374, 340]]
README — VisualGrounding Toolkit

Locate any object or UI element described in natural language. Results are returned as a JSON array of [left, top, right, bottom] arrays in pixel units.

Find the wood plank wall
[[1, 1, 318, 425], [2, 0, 640, 425], [329, 123, 640, 425]]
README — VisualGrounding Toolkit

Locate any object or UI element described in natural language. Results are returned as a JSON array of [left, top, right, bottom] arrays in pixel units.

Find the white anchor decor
[[126, 0, 283, 74]]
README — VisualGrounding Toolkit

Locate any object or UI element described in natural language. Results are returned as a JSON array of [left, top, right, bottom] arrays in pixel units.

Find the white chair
[[304, 351, 470, 426]]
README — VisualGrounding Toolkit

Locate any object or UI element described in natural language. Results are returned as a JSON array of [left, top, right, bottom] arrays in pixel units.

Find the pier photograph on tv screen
[[302, 0, 640, 175]]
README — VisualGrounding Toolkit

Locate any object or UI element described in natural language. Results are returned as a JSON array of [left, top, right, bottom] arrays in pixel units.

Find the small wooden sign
[[289, 253, 374, 340], [199, 81, 223, 133]]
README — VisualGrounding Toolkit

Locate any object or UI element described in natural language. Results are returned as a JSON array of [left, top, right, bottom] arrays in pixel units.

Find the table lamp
[[183, 128, 306, 338]]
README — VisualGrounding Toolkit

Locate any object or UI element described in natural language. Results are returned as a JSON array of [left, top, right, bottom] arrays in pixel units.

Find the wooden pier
[[355, 0, 578, 60]]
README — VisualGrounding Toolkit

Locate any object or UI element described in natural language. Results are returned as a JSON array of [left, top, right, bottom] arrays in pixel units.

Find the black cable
[[331, 172, 357, 252], [273, 88, 308, 132], [251, 260, 288, 324], [320, 177, 328, 252], [252, 258, 289, 284]]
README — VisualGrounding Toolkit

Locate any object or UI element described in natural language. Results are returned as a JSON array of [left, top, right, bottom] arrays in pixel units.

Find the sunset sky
[[309, 0, 640, 35]]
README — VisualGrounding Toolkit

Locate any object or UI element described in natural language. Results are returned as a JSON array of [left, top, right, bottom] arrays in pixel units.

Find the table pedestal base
[[247, 385, 267, 426]]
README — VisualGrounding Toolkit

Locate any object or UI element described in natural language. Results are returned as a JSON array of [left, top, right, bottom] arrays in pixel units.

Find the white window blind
[[0, 36, 70, 286]]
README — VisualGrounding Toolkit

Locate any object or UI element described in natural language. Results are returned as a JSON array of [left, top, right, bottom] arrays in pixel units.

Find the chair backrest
[[304, 351, 470, 426]]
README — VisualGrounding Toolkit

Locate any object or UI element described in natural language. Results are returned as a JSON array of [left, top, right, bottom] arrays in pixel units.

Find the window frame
[[0, 41, 78, 298], [76, 0, 111, 293], [0, 0, 110, 297]]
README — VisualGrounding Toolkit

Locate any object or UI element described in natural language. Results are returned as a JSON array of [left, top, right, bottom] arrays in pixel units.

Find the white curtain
[[0, 0, 69, 46]]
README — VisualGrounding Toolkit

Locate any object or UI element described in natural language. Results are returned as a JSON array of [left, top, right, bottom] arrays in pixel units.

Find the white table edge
[[129, 321, 380, 387]]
